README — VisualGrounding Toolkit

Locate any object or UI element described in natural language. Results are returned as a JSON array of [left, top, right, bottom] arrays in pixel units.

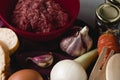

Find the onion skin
[[50, 60, 87, 80], [50, 49, 98, 80]]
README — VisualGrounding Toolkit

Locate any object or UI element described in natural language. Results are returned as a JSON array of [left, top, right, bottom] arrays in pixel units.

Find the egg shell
[[8, 69, 43, 80], [106, 53, 120, 80]]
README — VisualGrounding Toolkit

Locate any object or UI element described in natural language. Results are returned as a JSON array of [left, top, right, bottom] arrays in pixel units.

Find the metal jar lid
[[96, 3, 120, 23], [108, 0, 120, 6]]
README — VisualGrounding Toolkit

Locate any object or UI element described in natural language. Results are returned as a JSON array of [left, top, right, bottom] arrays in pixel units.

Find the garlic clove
[[80, 26, 93, 51], [27, 52, 53, 68]]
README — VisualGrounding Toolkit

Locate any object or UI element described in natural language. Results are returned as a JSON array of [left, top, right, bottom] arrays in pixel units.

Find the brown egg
[[8, 69, 43, 80]]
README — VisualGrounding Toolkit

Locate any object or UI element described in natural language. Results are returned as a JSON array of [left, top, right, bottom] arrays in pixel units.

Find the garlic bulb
[[60, 31, 86, 56], [60, 26, 93, 57], [80, 26, 93, 51]]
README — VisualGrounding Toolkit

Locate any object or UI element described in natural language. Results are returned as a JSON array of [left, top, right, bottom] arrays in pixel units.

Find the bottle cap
[[96, 3, 120, 23]]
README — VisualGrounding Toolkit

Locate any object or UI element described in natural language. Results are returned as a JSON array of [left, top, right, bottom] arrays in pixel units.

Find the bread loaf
[[0, 41, 10, 80], [0, 28, 19, 55]]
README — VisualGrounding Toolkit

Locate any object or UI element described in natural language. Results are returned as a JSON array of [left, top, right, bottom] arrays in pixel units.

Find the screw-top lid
[[96, 3, 120, 23], [108, 0, 120, 6]]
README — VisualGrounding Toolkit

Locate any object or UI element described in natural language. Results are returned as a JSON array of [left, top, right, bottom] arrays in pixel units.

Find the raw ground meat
[[12, 0, 69, 33]]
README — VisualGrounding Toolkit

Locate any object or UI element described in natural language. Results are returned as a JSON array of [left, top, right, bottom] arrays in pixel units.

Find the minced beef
[[12, 0, 69, 33]]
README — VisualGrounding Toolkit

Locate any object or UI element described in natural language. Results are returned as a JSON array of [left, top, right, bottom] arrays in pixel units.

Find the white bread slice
[[0, 41, 10, 80], [0, 28, 19, 55]]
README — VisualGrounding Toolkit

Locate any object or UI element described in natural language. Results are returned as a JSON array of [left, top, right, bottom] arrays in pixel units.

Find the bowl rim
[[0, 0, 80, 37]]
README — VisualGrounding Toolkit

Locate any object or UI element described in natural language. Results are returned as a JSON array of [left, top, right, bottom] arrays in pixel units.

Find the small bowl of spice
[[0, 0, 80, 41]]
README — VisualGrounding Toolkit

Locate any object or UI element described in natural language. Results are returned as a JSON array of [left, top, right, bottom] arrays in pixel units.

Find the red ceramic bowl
[[0, 0, 80, 41]]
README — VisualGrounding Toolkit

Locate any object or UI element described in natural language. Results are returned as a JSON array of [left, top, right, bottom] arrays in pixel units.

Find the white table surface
[[78, 0, 105, 28]]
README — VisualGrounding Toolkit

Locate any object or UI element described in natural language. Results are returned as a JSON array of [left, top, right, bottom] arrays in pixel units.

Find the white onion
[[50, 60, 87, 80]]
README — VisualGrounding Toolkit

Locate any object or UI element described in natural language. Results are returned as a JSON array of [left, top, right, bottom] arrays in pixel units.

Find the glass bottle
[[96, 3, 120, 42], [106, 0, 120, 8]]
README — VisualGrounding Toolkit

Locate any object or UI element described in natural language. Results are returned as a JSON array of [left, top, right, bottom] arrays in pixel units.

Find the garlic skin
[[60, 32, 86, 56], [60, 26, 93, 57], [27, 52, 53, 68], [80, 26, 93, 51]]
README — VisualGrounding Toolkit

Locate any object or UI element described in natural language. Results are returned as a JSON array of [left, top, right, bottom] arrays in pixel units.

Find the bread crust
[[0, 41, 10, 80], [0, 28, 19, 55]]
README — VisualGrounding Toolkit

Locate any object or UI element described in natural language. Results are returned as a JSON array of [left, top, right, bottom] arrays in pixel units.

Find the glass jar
[[106, 0, 120, 8], [96, 3, 120, 42]]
